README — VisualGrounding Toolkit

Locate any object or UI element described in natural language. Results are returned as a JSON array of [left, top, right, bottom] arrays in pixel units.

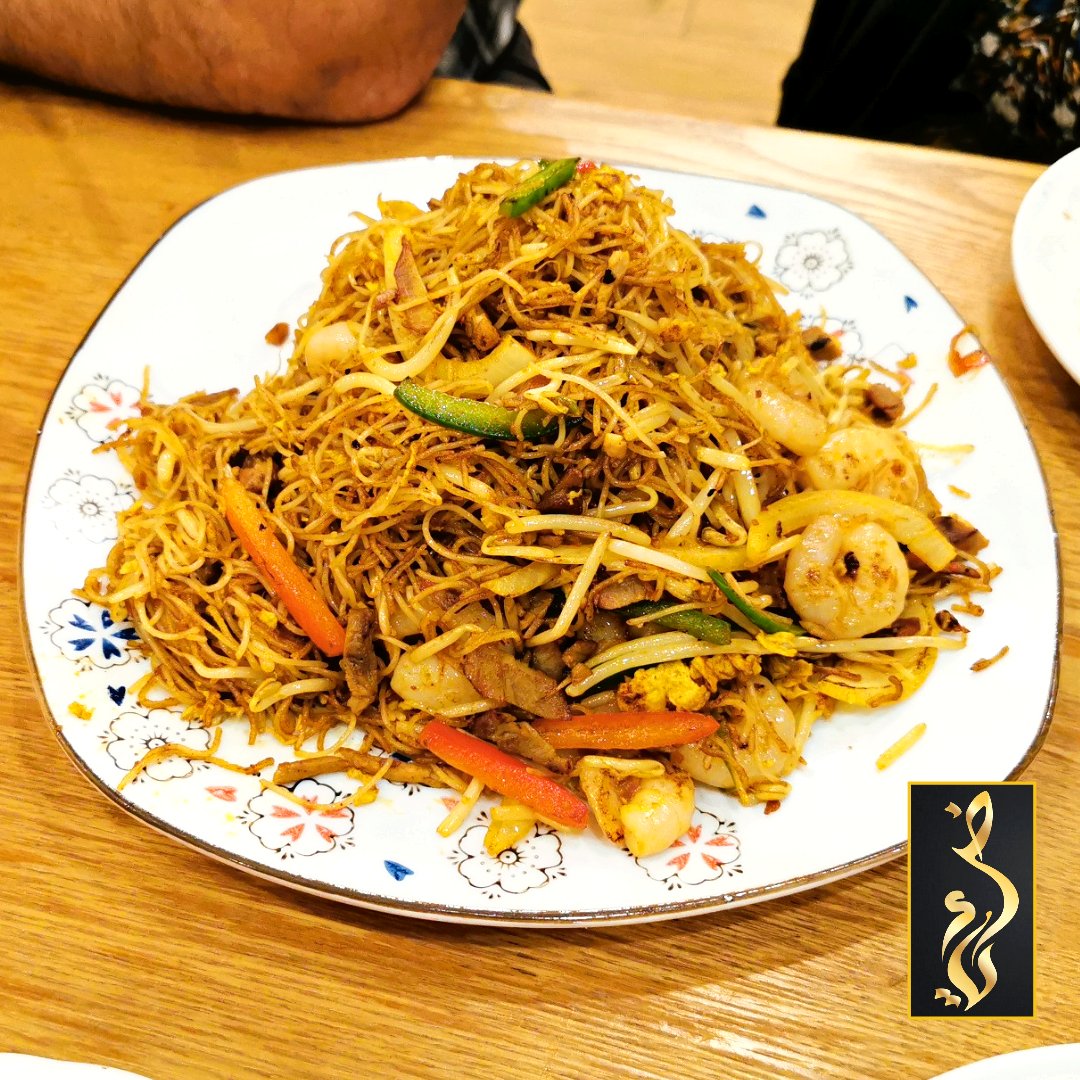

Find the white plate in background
[[0, 1056, 150, 1079], [931, 1043, 1080, 1080], [1012, 145, 1080, 383]]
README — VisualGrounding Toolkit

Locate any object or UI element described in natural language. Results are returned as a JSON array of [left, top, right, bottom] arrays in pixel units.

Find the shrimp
[[671, 675, 802, 793], [784, 515, 909, 639], [302, 321, 356, 373], [799, 427, 929, 507], [577, 760, 694, 857], [741, 377, 827, 456], [619, 773, 695, 858], [671, 743, 735, 790]]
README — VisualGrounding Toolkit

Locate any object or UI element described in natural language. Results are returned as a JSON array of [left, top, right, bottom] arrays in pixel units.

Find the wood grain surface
[[2, 77, 1077, 1080], [520, 0, 817, 127]]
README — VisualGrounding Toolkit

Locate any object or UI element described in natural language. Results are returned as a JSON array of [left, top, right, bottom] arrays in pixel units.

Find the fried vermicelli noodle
[[84, 161, 996, 857]]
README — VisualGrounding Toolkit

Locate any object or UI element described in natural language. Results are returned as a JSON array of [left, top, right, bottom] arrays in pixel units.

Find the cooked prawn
[[672, 675, 803, 793], [576, 759, 694, 857], [741, 377, 827, 456], [799, 426, 928, 507], [784, 515, 909, 639], [620, 772, 695, 858]]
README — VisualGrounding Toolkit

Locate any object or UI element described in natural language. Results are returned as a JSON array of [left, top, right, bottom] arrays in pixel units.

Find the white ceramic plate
[[20, 158, 1059, 926], [1012, 145, 1080, 383], [0, 1056, 150, 1079], [930, 1044, 1080, 1080]]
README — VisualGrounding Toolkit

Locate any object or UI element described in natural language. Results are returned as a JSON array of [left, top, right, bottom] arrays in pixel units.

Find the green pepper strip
[[707, 570, 804, 636], [394, 378, 562, 440], [500, 157, 580, 218], [621, 600, 732, 646]]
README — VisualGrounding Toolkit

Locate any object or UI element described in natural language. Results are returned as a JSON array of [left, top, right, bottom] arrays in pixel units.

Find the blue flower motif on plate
[[45, 597, 139, 668]]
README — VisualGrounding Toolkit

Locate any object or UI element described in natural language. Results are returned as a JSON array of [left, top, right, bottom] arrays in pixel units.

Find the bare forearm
[[0, 0, 466, 120]]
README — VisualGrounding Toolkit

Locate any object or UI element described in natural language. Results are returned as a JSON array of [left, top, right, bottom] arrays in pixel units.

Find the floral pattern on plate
[[452, 815, 565, 899], [45, 598, 139, 668], [68, 377, 143, 443], [371, 748, 423, 795], [774, 229, 852, 293], [384, 860, 414, 881], [635, 811, 742, 889], [104, 709, 213, 781], [800, 314, 864, 362], [241, 778, 355, 859], [45, 472, 134, 543], [206, 784, 240, 802]]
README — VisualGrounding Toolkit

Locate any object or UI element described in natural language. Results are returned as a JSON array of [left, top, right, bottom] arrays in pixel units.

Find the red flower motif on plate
[[635, 811, 742, 886], [244, 778, 354, 857]]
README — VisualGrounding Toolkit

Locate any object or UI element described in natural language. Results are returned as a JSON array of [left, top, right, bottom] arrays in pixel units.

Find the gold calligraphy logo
[[935, 790, 1020, 1011]]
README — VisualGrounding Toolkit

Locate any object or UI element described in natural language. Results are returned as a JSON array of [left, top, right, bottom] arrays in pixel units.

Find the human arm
[[0, 0, 467, 121]]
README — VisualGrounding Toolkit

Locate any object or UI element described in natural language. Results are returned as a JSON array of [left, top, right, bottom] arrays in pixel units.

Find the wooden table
[[2, 76, 1077, 1080]]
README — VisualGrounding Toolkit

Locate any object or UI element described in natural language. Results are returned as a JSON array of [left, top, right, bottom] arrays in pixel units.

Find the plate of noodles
[[21, 157, 1058, 925]]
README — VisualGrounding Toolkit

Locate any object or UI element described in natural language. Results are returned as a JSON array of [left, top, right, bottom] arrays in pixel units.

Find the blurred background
[[520, 0, 816, 127]]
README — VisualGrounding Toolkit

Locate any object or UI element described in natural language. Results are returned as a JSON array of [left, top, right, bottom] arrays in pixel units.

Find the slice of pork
[[462, 644, 571, 720], [343, 607, 379, 712]]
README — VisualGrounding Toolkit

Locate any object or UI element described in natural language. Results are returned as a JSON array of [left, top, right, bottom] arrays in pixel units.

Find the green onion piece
[[707, 570, 804, 636], [621, 600, 732, 646], [394, 378, 562, 440], [500, 158, 580, 218]]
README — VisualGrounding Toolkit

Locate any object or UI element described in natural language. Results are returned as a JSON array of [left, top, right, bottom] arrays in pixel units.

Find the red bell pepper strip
[[532, 711, 718, 750], [418, 720, 588, 830], [221, 474, 346, 657], [947, 326, 992, 377]]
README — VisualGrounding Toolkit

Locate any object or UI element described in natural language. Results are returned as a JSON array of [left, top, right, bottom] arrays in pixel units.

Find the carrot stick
[[418, 721, 588, 830], [532, 711, 718, 750], [220, 474, 346, 656]]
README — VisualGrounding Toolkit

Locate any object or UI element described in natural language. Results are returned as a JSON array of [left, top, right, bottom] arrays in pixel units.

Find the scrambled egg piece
[[765, 655, 815, 693], [618, 662, 709, 712], [617, 654, 763, 712], [688, 654, 762, 690]]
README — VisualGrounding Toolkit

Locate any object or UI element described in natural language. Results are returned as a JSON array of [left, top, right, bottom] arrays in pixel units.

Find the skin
[[0, 0, 468, 121]]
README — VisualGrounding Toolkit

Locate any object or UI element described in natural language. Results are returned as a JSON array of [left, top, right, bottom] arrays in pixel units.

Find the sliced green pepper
[[621, 600, 732, 646], [394, 378, 562, 440], [707, 570, 804, 636], [500, 158, 580, 217]]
